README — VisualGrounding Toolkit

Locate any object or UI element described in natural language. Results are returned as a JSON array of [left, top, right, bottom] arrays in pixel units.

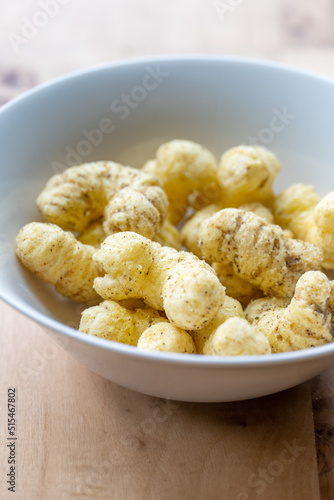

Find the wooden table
[[1, 1, 334, 498], [0, 300, 325, 500]]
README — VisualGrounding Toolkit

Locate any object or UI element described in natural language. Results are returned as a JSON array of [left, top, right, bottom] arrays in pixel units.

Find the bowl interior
[[1, 56, 334, 334]]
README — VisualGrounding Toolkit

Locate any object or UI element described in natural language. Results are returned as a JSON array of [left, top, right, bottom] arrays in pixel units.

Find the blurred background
[[1, 0, 334, 106], [2, 4, 334, 499]]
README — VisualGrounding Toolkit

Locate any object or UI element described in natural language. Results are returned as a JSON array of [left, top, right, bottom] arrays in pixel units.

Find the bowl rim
[[2, 53, 334, 116], [2, 54, 334, 368]]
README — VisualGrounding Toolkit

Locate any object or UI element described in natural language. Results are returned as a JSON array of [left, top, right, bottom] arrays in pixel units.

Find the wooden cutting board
[[0, 299, 322, 500], [312, 368, 334, 499]]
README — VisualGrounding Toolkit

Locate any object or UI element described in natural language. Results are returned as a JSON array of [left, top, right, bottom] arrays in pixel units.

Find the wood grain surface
[[0, 300, 321, 500], [1, 1, 334, 499], [312, 371, 334, 500]]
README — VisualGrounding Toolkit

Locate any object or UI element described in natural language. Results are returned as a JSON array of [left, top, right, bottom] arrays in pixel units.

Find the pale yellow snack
[[275, 184, 334, 269], [138, 322, 196, 353], [78, 218, 182, 251], [214, 203, 285, 305], [154, 219, 182, 250], [203, 317, 271, 356], [118, 298, 148, 310], [252, 271, 334, 352], [274, 184, 320, 239], [37, 161, 168, 239], [79, 300, 166, 346], [218, 146, 281, 207], [77, 219, 107, 248], [282, 228, 295, 240], [143, 140, 221, 224], [314, 192, 334, 268], [212, 262, 263, 308], [239, 202, 274, 224], [181, 204, 220, 257], [16, 222, 102, 303], [191, 296, 244, 354], [181, 203, 273, 305], [199, 208, 323, 298], [245, 296, 290, 324], [93, 232, 225, 330], [210, 204, 272, 306], [181, 202, 274, 258]]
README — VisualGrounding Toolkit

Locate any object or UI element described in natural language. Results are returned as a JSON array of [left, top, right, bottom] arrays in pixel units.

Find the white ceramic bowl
[[1, 55, 334, 402]]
